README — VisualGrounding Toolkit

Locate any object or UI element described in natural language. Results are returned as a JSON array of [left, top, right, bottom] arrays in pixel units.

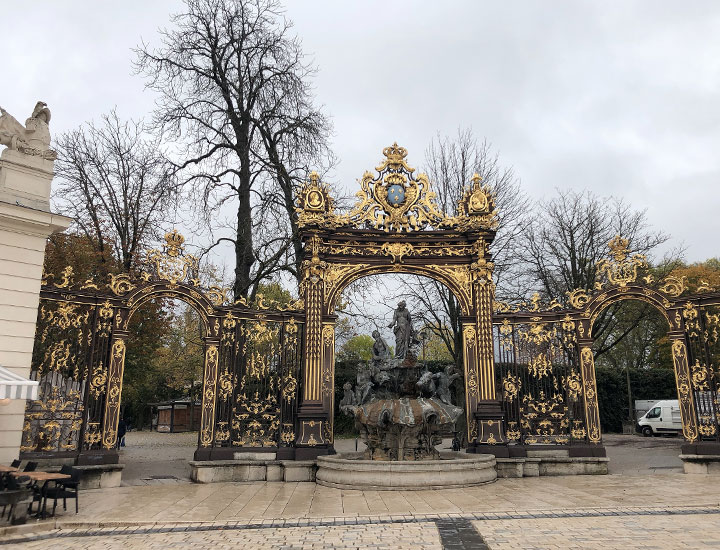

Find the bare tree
[[388, 128, 528, 366], [54, 110, 178, 273], [519, 189, 680, 357], [135, 0, 332, 299], [424, 128, 528, 290]]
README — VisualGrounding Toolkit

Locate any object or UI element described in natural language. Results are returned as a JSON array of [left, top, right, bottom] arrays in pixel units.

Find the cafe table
[[10, 470, 70, 518]]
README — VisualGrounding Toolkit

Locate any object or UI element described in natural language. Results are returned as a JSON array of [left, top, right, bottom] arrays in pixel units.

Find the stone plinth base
[[189, 460, 316, 483], [74, 464, 125, 489], [680, 454, 720, 474], [495, 458, 541, 478], [315, 452, 496, 490], [496, 455, 608, 477]]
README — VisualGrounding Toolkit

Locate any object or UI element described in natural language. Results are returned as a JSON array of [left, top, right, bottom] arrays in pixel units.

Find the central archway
[[292, 144, 508, 458]]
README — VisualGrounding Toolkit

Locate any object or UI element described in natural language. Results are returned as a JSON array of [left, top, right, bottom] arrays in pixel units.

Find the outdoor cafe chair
[[22, 462, 37, 472], [10, 460, 20, 469], [1, 474, 30, 522], [44, 468, 82, 515]]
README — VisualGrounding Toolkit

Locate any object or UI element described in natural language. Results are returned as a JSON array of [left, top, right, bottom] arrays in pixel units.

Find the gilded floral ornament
[[597, 235, 647, 288], [380, 242, 414, 263]]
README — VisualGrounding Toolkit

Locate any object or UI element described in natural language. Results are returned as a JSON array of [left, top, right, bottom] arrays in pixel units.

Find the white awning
[[0, 366, 39, 400]]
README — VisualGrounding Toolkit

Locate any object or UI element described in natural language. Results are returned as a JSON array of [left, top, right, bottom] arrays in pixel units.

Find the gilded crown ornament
[[146, 230, 199, 285], [597, 235, 647, 288], [343, 142, 446, 232], [164, 229, 185, 257]]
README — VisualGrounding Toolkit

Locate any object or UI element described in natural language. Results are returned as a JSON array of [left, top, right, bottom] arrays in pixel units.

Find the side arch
[[586, 286, 674, 337], [582, 285, 699, 442], [100, 281, 218, 450], [123, 281, 215, 336]]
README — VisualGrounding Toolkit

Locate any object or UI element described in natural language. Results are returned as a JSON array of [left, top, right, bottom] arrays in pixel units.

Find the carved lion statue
[[0, 102, 56, 160]]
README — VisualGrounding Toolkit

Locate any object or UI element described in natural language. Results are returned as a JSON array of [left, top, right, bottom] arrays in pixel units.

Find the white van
[[637, 400, 681, 436]]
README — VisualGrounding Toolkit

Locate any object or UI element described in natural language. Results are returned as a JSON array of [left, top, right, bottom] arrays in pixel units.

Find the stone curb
[[2, 505, 720, 545]]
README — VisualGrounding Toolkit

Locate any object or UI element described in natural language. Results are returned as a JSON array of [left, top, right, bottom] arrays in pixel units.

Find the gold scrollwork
[[567, 288, 590, 309], [690, 360, 710, 390], [53, 266, 75, 289], [659, 275, 687, 298], [281, 372, 298, 403], [108, 273, 135, 295], [218, 368, 234, 401], [502, 373, 521, 401], [562, 369, 583, 401], [89, 364, 107, 398]]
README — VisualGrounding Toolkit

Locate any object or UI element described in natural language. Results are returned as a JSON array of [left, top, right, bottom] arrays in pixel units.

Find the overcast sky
[[3, 1, 719, 265]]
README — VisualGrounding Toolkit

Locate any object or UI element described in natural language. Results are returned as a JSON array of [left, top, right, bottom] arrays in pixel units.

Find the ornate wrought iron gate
[[493, 236, 720, 455], [22, 145, 720, 465], [22, 232, 304, 464]]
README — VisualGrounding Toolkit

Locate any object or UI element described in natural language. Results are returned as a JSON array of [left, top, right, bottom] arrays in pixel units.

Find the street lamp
[[419, 330, 428, 363]]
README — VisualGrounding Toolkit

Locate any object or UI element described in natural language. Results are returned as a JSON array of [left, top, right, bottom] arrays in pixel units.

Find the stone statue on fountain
[[388, 301, 417, 359], [340, 301, 463, 461]]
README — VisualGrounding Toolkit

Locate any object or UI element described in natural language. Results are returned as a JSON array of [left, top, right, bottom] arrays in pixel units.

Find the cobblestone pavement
[[44, 474, 720, 523], [5, 508, 720, 549], [10, 522, 443, 550], [474, 513, 720, 549]]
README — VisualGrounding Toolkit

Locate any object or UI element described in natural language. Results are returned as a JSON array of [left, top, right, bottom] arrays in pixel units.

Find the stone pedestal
[[0, 148, 71, 464], [189, 459, 316, 483], [75, 464, 125, 489], [680, 454, 720, 474]]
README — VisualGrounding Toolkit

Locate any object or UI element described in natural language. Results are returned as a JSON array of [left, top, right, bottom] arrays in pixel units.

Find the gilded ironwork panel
[[22, 298, 111, 454], [212, 316, 303, 448], [682, 304, 719, 441], [493, 318, 585, 445]]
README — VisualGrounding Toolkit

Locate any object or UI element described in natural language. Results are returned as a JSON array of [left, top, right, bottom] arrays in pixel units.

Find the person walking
[[117, 418, 127, 449]]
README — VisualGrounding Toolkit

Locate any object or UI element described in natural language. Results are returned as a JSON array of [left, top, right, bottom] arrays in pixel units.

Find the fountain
[[315, 301, 497, 490]]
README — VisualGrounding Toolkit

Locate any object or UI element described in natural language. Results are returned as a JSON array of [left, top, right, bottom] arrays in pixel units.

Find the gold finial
[[607, 235, 630, 262], [471, 173, 482, 187], [309, 171, 320, 184]]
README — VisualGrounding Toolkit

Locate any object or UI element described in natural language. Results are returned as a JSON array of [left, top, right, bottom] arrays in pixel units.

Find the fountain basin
[[316, 452, 497, 490]]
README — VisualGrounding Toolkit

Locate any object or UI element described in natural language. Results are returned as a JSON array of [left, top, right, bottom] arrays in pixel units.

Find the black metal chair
[[10, 459, 21, 469], [2, 475, 31, 522], [45, 468, 82, 515], [22, 462, 37, 472]]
